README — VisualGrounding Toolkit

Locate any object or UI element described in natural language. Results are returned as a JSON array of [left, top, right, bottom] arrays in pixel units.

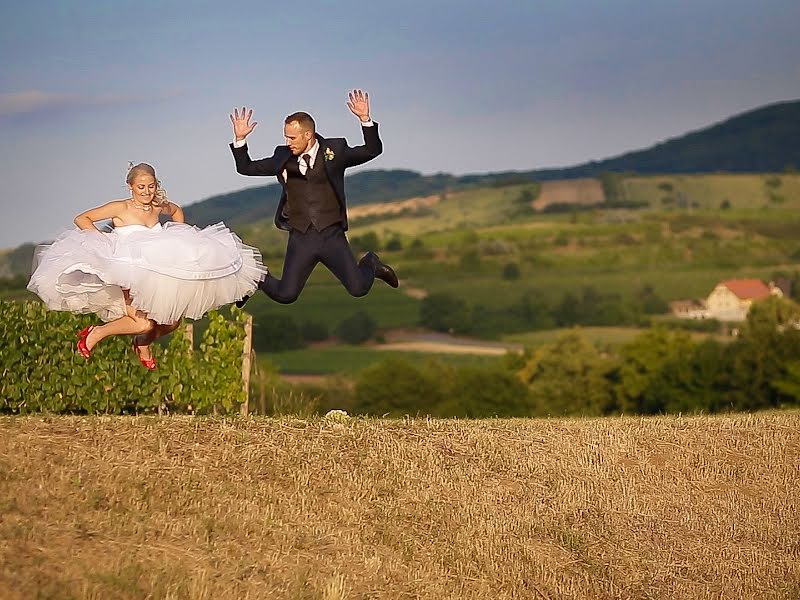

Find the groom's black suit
[[230, 124, 389, 304]]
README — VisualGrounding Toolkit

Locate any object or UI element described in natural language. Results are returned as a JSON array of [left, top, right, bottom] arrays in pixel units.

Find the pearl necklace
[[130, 198, 153, 212]]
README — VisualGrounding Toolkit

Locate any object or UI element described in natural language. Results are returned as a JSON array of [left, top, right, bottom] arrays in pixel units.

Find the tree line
[[335, 296, 800, 417]]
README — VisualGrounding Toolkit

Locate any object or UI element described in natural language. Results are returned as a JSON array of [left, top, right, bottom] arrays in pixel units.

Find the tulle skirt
[[27, 222, 267, 324]]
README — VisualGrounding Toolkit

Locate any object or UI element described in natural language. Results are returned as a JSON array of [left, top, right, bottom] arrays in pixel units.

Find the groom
[[229, 89, 398, 307]]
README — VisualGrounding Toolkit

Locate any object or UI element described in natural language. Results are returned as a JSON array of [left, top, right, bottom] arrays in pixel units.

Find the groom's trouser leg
[[261, 229, 319, 304], [318, 225, 374, 297]]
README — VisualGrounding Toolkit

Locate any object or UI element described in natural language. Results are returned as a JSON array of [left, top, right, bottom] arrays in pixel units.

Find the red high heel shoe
[[76, 326, 95, 359], [132, 337, 157, 370]]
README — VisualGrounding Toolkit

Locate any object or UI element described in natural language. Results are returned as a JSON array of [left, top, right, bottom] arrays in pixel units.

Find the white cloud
[[0, 91, 77, 116], [0, 89, 183, 117]]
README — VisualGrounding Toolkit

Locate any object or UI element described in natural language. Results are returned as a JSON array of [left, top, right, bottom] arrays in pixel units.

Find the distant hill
[[184, 171, 451, 228], [534, 98, 800, 179], [185, 99, 800, 227], [2, 99, 798, 277], [184, 170, 523, 228]]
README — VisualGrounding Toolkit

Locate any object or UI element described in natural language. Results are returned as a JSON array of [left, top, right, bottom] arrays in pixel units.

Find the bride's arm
[[163, 201, 185, 224], [74, 201, 126, 231]]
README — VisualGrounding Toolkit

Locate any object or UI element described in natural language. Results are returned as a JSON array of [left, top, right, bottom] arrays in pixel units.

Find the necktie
[[301, 154, 311, 174]]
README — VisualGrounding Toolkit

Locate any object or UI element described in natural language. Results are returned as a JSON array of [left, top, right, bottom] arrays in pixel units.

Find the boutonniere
[[324, 148, 335, 161]]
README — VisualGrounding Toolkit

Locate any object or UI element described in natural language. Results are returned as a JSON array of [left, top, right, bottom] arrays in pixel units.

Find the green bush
[[350, 231, 380, 254], [384, 236, 403, 252], [459, 250, 481, 270], [519, 331, 617, 416], [0, 300, 249, 414], [301, 320, 329, 342], [502, 262, 521, 280], [252, 314, 304, 351], [419, 293, 471, 334], [353, 357, 445, 416], [439, 366, 533, 417], [404, 238, 434, 259], [336, 310, 377, 345]]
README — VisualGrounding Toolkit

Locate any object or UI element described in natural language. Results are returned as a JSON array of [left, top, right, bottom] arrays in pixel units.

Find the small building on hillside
[[669, 299, 707, 319], [704, 279, 783, 322]]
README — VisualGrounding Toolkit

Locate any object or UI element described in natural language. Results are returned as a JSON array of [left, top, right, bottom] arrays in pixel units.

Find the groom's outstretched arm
[[229, 107, 283, 176], [343, 89, 383, 168]]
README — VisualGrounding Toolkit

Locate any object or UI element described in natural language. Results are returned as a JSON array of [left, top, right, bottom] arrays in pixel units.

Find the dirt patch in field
[[348, 194, 443, 219], [378, 330, 523, 356], [280, 373, 333, 386], [375, 341, 512, 355], [533, 178, 606, 210], [402, 286, 428, 299]]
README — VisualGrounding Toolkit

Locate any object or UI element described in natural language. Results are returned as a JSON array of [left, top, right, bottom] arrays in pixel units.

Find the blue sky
[[1, 0, 799, 248]]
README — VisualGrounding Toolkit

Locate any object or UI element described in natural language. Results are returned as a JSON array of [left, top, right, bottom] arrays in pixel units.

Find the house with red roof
[[705, 279, 783, 321]]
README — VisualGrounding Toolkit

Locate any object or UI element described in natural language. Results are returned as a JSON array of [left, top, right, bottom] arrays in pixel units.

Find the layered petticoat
[[27, 222, 267, 324]]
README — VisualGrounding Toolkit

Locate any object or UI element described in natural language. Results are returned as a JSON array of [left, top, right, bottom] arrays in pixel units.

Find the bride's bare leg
[[85, 290, 155, 354], [135, 320, 183, 348]]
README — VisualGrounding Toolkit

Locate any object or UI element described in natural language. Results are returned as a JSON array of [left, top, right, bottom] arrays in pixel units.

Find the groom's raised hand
[[346, 89, 371, 123], [230, 107, 258, 142]]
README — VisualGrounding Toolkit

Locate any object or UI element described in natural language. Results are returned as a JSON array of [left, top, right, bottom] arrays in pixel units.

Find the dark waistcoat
[[284, 154, 341, 232]]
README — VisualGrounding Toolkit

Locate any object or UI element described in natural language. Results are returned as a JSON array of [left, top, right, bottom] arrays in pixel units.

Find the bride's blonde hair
[[126, 162, 168, 206]]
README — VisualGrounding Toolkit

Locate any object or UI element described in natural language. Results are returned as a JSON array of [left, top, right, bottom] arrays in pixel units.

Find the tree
[[385, 236, 403, 251], [616, 328, 696, 414], [440, 366, 533, 417], [638, 284, 669, 315], [336, 310, 376, 345], [510, 292, 554, 331], [726, 296, 800, 411], [301, 320, 329, 342], [459, 249, 481, 270], [502, 262, 521, 280], [350, 231, 380, 254], [252, 314, 304, 351], [419, 293, 472, 334], [353, 358, 444, 416], [519, 331, 617, 416], [773, 361, 800, 406], [600, 171, 627, 205], [404, 238, 434, 259], [644, 339, 729, 414], [554, 291, 581, 326]]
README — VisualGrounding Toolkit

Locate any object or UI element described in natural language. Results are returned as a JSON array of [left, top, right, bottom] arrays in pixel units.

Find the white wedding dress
[[27, 221, 267, 324]]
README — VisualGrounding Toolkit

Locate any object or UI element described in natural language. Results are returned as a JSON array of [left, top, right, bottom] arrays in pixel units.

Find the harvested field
[[0, 413, 798, 599]]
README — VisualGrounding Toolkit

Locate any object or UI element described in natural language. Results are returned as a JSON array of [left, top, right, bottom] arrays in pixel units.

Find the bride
[[27, 162, 268, 369]]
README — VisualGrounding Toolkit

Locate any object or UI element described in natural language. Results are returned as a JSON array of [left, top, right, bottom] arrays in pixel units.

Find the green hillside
[[559, 98, 800, 175], [183, 169, 520, 228], [183, 99, 800, 227], [213, 174, 800, 367], [3, 102, 800, 384]]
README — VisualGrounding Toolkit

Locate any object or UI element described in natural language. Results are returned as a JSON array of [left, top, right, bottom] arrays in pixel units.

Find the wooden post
[[184, 323, 194, 415], [184, 323, 193, 351], [240, 314, 253, 416]]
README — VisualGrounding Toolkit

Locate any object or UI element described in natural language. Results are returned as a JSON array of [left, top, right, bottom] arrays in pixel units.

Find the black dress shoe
[[360, 252, 399, 288], [375, 262, 399, 288]]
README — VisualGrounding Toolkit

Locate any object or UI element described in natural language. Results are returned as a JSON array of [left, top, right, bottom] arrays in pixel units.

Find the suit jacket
[[230, 123, 382, 231]]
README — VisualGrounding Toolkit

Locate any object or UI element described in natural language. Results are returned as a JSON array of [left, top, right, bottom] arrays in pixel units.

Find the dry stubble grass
[[0, 413, 799, 599]]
